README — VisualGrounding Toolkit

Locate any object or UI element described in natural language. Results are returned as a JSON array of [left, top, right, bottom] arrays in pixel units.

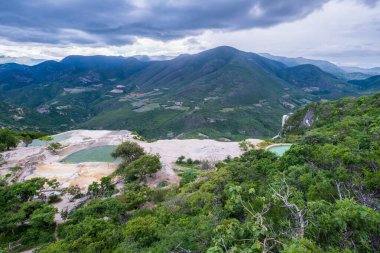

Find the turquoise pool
[[62, 145, 118, 163], [29, 133, 70, 147], [266, 144, 292, 156]]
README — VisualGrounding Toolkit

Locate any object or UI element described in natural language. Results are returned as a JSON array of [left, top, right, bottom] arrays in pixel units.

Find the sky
[[0, 0, 379, 67]]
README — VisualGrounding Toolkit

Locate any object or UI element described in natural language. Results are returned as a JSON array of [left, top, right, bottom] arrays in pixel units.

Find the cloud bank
[[0, 0, 379, 67], [0, 0, 330, 45]]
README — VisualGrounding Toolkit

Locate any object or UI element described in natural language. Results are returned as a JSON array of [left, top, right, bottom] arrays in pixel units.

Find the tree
[[125, 155, 161, 182], [87, 176, 115, 197], [122, 215, 162, 247], [271, 180, 306, 238], [29, 204, 57, 228], [112, 141, 145, 163], [47, 142, 63, 154], [87, 182, 100, 197], [176, 155, 185, 164], [0, 129, 18, 150], [0, 154, 6, 167], [65, 185, 81, 201]]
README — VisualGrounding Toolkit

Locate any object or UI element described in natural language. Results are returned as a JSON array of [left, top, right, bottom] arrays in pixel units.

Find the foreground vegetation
[[1, 93, 379, 252]]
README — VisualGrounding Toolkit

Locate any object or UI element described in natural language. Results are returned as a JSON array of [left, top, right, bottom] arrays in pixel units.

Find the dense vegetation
[[0, 178, 58, 251], [1, 93, 379, 252]]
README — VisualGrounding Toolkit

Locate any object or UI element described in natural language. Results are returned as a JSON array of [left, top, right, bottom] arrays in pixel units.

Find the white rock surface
[[1, 130, 262, 188]]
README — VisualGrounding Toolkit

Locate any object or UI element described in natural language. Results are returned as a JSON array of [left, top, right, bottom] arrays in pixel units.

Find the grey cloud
[[0, 0, 331, 45], [360, 0, 380, 6], [311, 47, 380, 67], [318, 48, 380, 58]]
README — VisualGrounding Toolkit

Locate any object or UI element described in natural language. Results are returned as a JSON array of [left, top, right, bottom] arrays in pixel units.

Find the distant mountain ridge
[[260, 53, 345, 76], [260, 53, 379, 80], [0, 55, 46, 66], [349, 75, 380, 90], [341, 66, 380, 75], [0, 46, 379, 139]]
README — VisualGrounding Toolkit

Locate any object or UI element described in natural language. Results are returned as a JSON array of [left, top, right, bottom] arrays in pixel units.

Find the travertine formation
[[1, 130, 262, 190]]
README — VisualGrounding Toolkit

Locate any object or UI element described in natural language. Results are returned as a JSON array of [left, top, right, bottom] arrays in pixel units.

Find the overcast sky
[[0, 0, 379, 67]]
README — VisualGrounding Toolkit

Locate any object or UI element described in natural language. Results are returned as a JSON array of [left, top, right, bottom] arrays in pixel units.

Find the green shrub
[[48, 194, 62, 204]]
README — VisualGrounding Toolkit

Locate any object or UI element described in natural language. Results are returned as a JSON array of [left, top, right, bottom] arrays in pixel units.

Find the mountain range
[[0, 46, 379, 140], [260, 53, 380, 80], [0, 55, 46, 66]]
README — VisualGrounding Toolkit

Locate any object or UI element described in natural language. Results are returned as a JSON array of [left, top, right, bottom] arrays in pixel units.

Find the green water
[[29, 133, 70, 147], [62, 145, 118, 163], [267, 144, 292, 156]]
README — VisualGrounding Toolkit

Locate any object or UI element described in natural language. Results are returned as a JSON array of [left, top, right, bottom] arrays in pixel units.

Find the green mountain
[[0, 46, 377, 139], [349, 75, 380, 91], [81, 46, 298, 138], [279, 64, 355, 97]]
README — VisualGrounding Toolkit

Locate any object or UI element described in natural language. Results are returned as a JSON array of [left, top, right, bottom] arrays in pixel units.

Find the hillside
[[0, 46, 378, 139], [349, 75, 380, 91], [0, 101, 78, 132], [279, 64, 353, 97], [82, 47, 299, 138], [1, 93, 379, 252], [282, 92, 380, 138]]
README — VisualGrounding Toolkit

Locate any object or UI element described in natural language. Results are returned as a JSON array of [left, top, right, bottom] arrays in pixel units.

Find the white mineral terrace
[[0, 130, 262, 190]]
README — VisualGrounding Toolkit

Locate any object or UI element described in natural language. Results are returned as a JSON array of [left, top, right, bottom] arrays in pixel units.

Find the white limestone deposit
[[1, 130, 262, 189]]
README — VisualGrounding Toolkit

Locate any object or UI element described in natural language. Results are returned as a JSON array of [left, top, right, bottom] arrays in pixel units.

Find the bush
[[176, 155, 186, 164], [180, 169, 198, 186], [157, 180, 168, 188], [48, 194, 62, 204], [200, 161, 212, 170]]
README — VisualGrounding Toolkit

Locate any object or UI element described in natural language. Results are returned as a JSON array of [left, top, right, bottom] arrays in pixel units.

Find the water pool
[[62, 145, 118, 163], [266, 144, 292, 156], [29, 133, 71, 147]]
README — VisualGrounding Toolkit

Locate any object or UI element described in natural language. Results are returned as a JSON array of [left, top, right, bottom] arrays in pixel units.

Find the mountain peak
[[60, 55, 140, 69], [202, 46, 241, 55]]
